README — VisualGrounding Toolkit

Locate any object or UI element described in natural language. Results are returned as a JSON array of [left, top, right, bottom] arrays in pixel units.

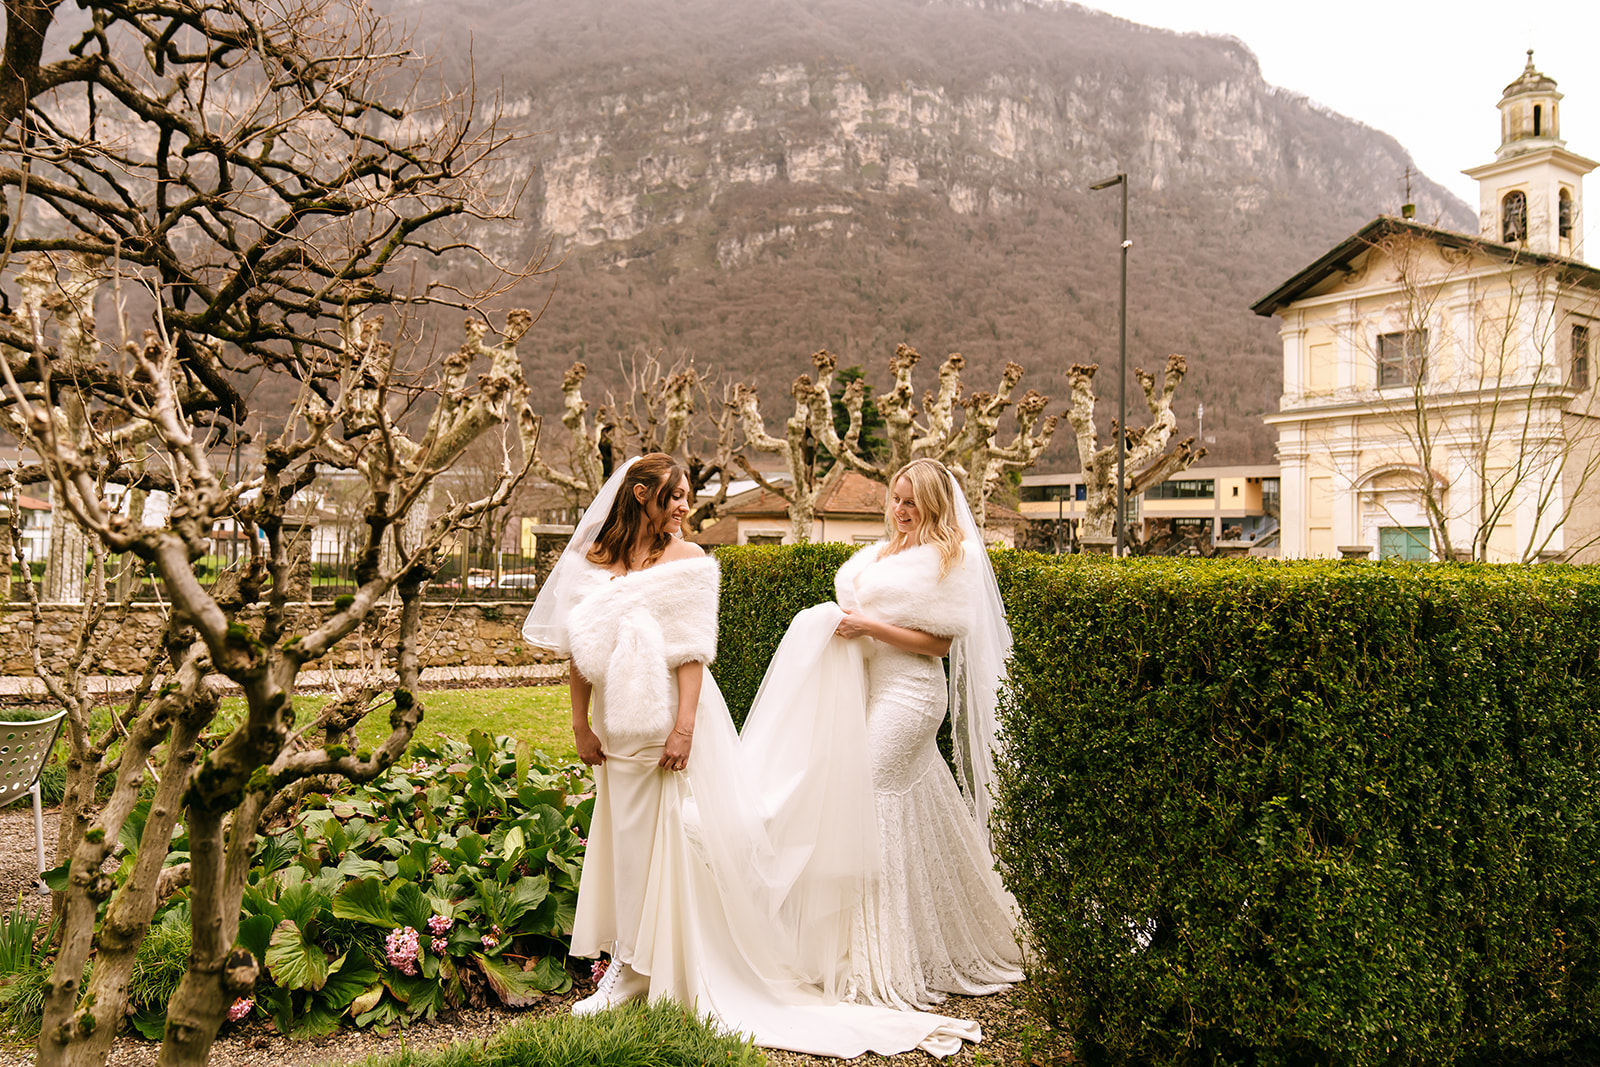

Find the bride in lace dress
[[826, 458, 1025, 1009], [522, 453, 980, 1058]]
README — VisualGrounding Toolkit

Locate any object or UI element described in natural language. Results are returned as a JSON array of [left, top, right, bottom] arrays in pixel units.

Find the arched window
[[1503, 190, 1528, 243], [1559, 188, 1574, 240]]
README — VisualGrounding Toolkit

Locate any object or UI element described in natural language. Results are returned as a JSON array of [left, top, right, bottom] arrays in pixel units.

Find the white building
[[1255, 54, 1600, 562]]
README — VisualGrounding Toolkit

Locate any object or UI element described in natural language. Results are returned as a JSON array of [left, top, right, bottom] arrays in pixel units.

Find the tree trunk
[[67, 711, 205, 1066]]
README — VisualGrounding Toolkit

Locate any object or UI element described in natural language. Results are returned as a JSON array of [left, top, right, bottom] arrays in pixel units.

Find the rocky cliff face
[[398, 0, 1473, 466]]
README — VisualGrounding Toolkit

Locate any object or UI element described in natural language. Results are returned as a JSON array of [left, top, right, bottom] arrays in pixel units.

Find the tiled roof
[[816, 469, 888, 516]]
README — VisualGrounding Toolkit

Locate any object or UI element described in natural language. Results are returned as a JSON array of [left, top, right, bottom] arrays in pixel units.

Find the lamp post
[[1090, 172, 1130, 556]]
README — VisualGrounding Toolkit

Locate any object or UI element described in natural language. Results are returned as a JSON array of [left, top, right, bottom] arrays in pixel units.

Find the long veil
[[521, 456, 641, 653], [946, 475, 1013, 849]]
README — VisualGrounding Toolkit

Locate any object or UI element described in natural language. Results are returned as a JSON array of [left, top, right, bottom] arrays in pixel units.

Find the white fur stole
[[834, 540, 980, 639], [567, 556, 719, 745]]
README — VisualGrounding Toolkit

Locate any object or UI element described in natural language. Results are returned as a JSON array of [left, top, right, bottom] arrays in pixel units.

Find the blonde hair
[[882, 458, 965, 576]]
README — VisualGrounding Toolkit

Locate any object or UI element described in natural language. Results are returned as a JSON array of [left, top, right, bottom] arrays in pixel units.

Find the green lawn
[[20, 685, 574, 806], [351, 685, 574, 759]]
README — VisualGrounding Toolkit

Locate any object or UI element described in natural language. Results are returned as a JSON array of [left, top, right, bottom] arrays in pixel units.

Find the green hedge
[[990, 554, 1600, 1066]]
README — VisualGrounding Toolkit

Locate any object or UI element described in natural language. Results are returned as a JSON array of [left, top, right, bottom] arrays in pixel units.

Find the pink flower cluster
[[385, 926, 421, 975], [590, 959, 608, 984], [227, 997, 254, 1022], [427, 914, 452, 936], [432, 937, 449, 955]]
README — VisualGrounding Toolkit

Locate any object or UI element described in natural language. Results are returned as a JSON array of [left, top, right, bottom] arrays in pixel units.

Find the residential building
[[1018, 464, 1280, 551], [695, 467, 1023, 547], [1255, 54, 1600, 562]]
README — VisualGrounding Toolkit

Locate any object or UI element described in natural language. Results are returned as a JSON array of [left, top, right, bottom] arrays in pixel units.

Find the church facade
[[1255, 54, 1600, 562]]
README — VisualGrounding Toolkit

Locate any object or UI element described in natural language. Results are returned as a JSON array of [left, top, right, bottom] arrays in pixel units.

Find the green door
[[1378, 526, 1430, 561]]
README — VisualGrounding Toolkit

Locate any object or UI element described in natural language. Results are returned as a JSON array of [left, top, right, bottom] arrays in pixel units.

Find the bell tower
[[1463, 51, 1595, 260]]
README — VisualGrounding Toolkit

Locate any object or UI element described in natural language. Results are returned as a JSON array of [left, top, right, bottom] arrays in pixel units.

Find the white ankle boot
[[571, 960, 650, 1015]]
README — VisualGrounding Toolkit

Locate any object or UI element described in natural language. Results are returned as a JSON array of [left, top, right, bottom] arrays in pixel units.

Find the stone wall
[[0, 601, 561, 676]]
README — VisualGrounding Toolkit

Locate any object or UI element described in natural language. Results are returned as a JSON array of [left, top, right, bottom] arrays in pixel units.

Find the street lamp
[[1090, 172, 1130, 556]]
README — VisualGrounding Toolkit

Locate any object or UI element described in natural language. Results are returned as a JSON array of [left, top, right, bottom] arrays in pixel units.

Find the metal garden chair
[[0, 709, 67, 891]]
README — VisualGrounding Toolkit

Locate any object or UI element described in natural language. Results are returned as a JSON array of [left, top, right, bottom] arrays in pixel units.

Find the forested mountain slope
[[392, 0, 1474, 466]]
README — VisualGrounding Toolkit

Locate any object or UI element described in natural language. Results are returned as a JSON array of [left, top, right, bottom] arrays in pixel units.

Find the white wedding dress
[[831, 542, 1025, 1010], [533, 549, 980, 1058]]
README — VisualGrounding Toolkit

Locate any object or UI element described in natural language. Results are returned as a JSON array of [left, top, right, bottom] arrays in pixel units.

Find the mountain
[[389, 0, 1474, 467]]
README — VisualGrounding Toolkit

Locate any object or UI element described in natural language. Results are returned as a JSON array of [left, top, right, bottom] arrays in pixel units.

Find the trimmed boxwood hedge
[[990, 554, 1600, 1066], [714, 546, 1600, 1064]]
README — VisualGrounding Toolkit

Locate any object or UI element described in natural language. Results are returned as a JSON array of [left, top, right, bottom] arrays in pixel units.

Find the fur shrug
[[567, 556, 720, 745], [834, 540, 980, 640]]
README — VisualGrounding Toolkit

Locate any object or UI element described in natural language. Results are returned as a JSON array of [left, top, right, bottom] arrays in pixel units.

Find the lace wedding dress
[[834, 543, 1025, 1010]]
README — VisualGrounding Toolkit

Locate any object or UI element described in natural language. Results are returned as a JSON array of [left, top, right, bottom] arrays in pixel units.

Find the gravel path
[[0, 983, 1059, 1067], [0, 804, 54, 914]]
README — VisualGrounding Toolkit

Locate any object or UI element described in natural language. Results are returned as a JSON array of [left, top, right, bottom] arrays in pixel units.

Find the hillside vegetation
[[380, 0, 1474, 466]]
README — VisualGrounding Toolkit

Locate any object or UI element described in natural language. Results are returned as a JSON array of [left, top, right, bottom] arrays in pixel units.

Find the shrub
[[989, 554, 1600, 1066], [712, 543, 857, 725]]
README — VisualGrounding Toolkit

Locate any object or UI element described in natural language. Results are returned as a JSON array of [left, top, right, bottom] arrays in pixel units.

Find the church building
[[1254, 54, 1600, 562]]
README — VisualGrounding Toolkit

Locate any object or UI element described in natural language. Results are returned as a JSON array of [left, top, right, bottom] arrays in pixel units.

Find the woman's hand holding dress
[[834, 607, 953, 658], [570, 663, 606, 766], [659, 660, 701, 771]]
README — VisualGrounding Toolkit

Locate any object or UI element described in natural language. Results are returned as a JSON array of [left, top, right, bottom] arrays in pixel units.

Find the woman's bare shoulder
[[660, 538, 705, 562]]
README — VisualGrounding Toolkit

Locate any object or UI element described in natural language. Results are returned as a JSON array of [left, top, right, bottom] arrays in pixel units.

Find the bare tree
[[0, 6, 551, 1061], [1, 256, 538, 1067], [1064, 354, 1205, 543], [737, 345, 1058, 540], [527, 362, 617, 507], [1, 0, 525, 423], [608, 350, 741, 531]]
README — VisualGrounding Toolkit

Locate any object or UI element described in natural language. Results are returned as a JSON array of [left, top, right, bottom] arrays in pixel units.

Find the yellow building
[[1019, 465, 1280, 552], [1254, 55, 1600, 562]]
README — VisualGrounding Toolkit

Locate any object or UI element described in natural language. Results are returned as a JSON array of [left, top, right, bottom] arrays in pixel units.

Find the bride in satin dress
[[522, 453, 980, 1058]]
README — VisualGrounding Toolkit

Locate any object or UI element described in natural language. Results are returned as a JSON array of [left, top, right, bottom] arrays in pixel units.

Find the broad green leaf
[[331, 877, 394, 928], [348, 982, 385, 1017], [456, 833, 487, 866], [334, 854, 388, 881], [501, 826, 526, 859], [527, 953, 573, 993], [472, 952, 549, 1007], [390, 881, 431, 931], [321, 951, 379, 1012], [504, 875, 549, 927], [266, 919, 330, 991], [278, 880, 328, 929], [515, 738, 530, 788], [131, 1007, 166, 1040], [286, 999, 342, 1039], [236, 913, 276, 964]]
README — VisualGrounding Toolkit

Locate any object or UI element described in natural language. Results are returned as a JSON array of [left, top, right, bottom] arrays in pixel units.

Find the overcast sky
[[1081, 0, 1600, 254]]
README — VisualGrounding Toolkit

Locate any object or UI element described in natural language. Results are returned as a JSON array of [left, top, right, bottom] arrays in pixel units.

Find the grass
[[349, 999, 765, 1067], [351, 686, 573, 760], [17, 685, 573, 808]]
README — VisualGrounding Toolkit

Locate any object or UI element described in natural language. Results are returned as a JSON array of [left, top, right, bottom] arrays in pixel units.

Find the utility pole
[[1091, 172, 1131, 556]]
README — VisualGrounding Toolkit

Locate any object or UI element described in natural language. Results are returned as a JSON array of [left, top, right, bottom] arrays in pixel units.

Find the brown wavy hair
[[587, 453, 690, 572], [882, 458, 965, 577]]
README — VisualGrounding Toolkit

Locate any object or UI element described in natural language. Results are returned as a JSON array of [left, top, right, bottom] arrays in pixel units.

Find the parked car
[[465, 569, 495, 590], [495, 573, 541, 591]]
